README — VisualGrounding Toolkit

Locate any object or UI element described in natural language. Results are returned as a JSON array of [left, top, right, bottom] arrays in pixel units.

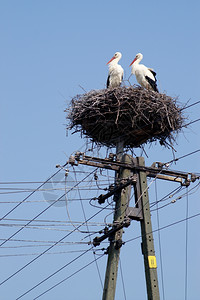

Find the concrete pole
[[102, 142, 132, 300]]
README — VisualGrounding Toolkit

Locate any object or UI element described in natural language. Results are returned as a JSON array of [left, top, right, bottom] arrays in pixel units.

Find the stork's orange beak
[[106, 56, 115, 65], [129, 57, 137, 66]]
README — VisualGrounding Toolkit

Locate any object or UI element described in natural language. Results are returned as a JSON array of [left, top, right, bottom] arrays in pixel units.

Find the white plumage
[[130, 53, 159, 92], [106, 52, 124, 88]]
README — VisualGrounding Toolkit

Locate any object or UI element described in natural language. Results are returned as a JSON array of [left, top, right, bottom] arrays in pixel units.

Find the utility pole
[[69, 152, 197, 300], [102, 142, 132, 300]]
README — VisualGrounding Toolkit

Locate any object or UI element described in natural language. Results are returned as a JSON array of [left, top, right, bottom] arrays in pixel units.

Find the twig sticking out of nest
[[66, 86, 184, 149]]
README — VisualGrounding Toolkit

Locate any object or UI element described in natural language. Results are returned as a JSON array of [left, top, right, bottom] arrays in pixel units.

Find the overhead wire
[[166, 149, 200, 165], [0, 249, 94, 258], [16, 247, 93, 299], [0, 184, 111, 195], [0, 218, 105, 226], [119, 258, 127, 300], [33, 253, 105, 300], [0, 244, 85, 249], [125, 211, 200, 244], [151, 181, 200, 212], [89, 197, 113, 210], [180, 99, 200, 111], [183, 118, 200, 127], [0, 238, 90, 247], [0, 223, 99, 233], [150, 186, 183, 209], [0, 197, 100, 203]]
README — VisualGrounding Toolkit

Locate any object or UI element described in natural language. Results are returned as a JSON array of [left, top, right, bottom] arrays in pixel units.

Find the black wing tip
[[149, 69, 157, 78], [145, 76, 159, 92], [106, 75, 110, 88]]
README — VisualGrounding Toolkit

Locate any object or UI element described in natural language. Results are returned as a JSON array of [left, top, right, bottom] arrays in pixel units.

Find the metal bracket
[[92, 218, 131, 247], [126, 207, 143, 221], [97, 175, 137, 204]]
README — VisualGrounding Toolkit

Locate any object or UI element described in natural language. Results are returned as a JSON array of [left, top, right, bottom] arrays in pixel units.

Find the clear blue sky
[[1, 1, 200, 299]]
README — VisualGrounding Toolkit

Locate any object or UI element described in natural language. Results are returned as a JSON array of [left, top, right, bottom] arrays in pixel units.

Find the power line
[[167, 149, 200, 165], [151, 182, 200, 212], [0, 188, 107, 195], [0, 197, 98, 203], [0, 249, 93, 257], [0, 218, 105, 226], [180, 100, 200, 111], [125, 211, 200, 244], [1, 218, 104, 226], [0, 181, 111, 189], [0, 187, 110, 195], [150, 186, 183, 209], [0, 224, 99, 233], [119, 258, 127, 300], [0, 172, 102, 186], [183, 118, 200, 127], [33, 253, 105, 300], [0, 178, 113, 185], [16, 247, 93, 299], [0, 239, 90, 248]]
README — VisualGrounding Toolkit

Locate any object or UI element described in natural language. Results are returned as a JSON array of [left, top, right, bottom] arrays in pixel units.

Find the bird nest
[[66, 86, 184, 149]]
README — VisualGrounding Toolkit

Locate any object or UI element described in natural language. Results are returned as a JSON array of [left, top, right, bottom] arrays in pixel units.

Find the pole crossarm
[[68, 152, 198, 186]]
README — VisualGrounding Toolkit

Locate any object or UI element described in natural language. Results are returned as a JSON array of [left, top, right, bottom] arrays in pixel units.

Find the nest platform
[[67, 86, 184, 149]]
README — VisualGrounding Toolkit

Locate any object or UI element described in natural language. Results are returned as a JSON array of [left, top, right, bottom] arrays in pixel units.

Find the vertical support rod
[[136, 157, 160, 300], [102, 144, 132, 300]]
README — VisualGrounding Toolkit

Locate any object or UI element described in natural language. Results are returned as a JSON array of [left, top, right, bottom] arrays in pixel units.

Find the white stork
[[129, 53, 159, 92], [106, 52, 124, 88]]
